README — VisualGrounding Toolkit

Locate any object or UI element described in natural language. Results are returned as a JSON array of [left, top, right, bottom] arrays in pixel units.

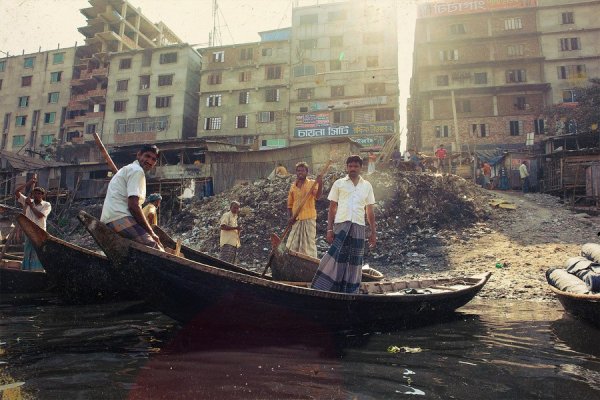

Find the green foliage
[[543, 78, 600, 135]]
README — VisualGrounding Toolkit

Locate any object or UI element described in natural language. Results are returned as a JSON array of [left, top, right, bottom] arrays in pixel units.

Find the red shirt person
[[435, 145, 447, 172]]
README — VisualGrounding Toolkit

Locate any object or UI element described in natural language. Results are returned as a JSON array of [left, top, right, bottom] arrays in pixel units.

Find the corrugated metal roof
[[0, 150, 70, 171]]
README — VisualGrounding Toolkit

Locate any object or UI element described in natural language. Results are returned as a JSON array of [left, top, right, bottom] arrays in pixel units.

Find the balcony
[[63, 118, 85, 128], [67, 100, 88, 110], [91, 68, 108, 79]]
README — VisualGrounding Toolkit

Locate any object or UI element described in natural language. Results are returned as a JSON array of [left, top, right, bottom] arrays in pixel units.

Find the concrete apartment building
[[197, 29, 291, 149], [290, 1, 399, 149], [0, 48, 76, 154], [408, 0, 549, 153]]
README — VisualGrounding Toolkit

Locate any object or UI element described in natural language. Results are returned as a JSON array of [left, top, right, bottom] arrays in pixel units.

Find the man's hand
[[326, 230, 334, 244], [288, 217, 296, 226], [24, 198, 33, 207], [368, 230, 376, 249]]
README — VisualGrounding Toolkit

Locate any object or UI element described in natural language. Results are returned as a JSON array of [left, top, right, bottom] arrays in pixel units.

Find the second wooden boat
[[0, 261, 48, 294], [546, 268, 600, 327]]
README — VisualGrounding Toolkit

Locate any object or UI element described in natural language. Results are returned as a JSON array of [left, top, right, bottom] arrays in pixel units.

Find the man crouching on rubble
[[100, 144, 164, 251]]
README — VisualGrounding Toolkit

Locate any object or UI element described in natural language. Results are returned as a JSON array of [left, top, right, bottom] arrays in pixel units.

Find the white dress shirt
[[328, 175, 375, 226], [101, 160, 146, 223], [18, 193, 51, 231]]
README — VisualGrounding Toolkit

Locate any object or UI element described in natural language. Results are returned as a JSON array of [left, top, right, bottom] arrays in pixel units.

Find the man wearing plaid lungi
[[311, 155, 377, 294]]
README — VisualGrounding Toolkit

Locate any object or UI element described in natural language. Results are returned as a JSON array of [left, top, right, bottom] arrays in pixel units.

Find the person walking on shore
[[311, 155, 376, 294], [220, 201, 241, 264], [519, 161, 530, 193]]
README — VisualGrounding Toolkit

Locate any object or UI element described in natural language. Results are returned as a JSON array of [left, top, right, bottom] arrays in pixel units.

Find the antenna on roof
[[209, 0, 222, 47]]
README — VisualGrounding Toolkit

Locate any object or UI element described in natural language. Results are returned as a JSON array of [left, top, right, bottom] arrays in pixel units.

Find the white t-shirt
[[101, 160, 146, 223], [327, 175, 375, 226], [18, 193, 51, 231]]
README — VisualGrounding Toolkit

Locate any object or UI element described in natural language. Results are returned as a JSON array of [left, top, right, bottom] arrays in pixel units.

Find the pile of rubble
[[164, 169, 493, 272]]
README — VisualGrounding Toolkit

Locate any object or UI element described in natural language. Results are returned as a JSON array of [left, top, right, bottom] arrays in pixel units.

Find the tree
[[543, 78, 600, 135]]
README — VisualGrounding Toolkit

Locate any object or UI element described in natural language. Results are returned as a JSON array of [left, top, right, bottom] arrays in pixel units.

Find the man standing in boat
[[220, 201, 241, 264], [286, 162, 323, 258], [15, 176, 51, 270], [100, 144, 163, 250], [311, 155, 376, 294]]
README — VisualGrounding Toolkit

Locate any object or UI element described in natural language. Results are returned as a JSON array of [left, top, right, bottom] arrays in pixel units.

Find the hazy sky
[[0, 0, 416, 145]]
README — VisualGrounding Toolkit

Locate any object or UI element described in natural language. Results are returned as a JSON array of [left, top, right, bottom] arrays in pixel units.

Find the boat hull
[[550, 286, 600, 327], [0, 266, 48, 294]]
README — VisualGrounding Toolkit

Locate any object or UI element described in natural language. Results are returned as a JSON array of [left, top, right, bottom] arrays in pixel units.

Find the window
[[265, 88, 280, 102], [117, 79, 129, 91], [504, 17, 522, 30], [299, 107, 308, 113], [333, 111, 352, 124], [266, 65, 282, 79], [562, 89, 577, 103], [48, 92, 59, 103], [0, 79, 2, 90], [506, 69, 526, 83], [437, 75, 449, 86], [471, 124, 489, 138], [212, 51, 224, 63], [509, 120, 523, 136], [137, 95, 149, 112], [366, 56, 378, 68], [119, 58, 132, 69], [328, 10, 347, 21], [114, 100, 127, 112], [515, 96, 527, 111], [558, 65, 586, 80], [142, 50, 152, 67], [330, 36, 343, 47], [18, 96, 29, 108], [24, 57, 35, 69], [299, 39, 318, 50], [474, 72, 487, 84], [330, 60, 341, 71], [235, 115, 248, 128], [158, 74, 174, 86], [507, 44, 524, 57], [115, 116, 169, 134], [298, 88, 314, 100], [560, 38, 581, 51], [439, 49, 459, 61], [15, 116, 27, 126], [0, 61, 5, 72], [450, 24, 466, 34], [53, 53, 64, 64], [41, 134, 54, 146], [207, 94, 222, 107], [239, 71, 251, 82], [293, 64, 315, 77], [299, 14, 318, 25], [376, 108, 394, 121], [21, 76, 32, 87], [331, 86, 344, 97], [13, 135, 25, 146], [534, 119, 545, 135], [239, 91, 250, 104], [435, 125, 450, 137], [159, 52, 177, 64], [561, 12, 574, 24], [261, 48, 272, 57], [240, 48, 253, 60], [204, 117, 222, 130], [457, 100, 471, 113], [365, 83, 385, 95], [139, 75, 150, 89], [44, 112, 56, 124], [156, 96, 171, 108], [208, 72, 222, 85], [86, 124, 97, 134], [258, 111, 275, 123], [50, 71, 62, 83], [363, 32, 383, 44]]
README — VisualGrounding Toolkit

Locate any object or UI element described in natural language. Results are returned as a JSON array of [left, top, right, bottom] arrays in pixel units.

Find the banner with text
[[418, 0, 537, 18], [294, 123, 395, 139]]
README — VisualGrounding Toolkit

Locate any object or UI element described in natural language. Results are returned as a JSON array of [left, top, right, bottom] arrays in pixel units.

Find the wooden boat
[[0, 261, 49, 293], [546, 271, 600, 327], [16, 214, 135, 303], [270, 248, 384, 282], [79, 211, 491, 330]]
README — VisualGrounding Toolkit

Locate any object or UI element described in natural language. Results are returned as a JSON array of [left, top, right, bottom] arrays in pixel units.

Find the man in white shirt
[[519, 160, 530, 193], [100, 144, 163, 250], [15, 177, 51, 270], [311, 155, 376, 293], [219, 201, 241, 264]]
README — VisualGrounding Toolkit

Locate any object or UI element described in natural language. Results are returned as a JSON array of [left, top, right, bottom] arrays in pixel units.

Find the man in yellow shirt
[[220, 201, 241, 264], [142, 193, 162, 226], [286, 162, 323, 258]]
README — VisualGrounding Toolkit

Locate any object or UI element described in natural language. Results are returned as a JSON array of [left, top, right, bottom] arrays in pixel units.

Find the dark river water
[[1, 294, 599, 399]]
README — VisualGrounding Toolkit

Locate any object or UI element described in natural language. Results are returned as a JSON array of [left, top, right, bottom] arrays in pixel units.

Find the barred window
[[155, 96, 172, 108], [265, 88, 280, 102], [204, 117, 222, 130], [115, 117, 169, 134], [159, 52, 177, 64]]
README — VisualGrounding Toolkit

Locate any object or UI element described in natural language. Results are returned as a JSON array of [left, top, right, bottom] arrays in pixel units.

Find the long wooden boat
[[17, 214, 135, 303], [546, 271, 600, 327], [79, 211, 491, 330], [0, 261, 49, 294], [270, 248, 384, 282]]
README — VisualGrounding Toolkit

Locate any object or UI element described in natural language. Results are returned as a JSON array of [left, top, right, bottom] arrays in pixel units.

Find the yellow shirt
[[287, 178, 318, 221], [220, 211, 240, 247], [142, 203, 157, 225], [275, 166, 288, 176]]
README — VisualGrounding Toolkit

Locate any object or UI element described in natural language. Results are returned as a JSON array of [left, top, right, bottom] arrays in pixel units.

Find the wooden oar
[[262, 160, 332, 277], [93, 132, 118, 174]]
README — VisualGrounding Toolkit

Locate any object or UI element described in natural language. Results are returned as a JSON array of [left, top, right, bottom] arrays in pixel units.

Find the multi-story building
[[0, 48, 76, 155], [409, 0, 549, 153], [290, 0, 399, 149], [197, 28, 291, 149]]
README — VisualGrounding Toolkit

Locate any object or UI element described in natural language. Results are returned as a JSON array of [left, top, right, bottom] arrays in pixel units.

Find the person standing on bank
[[367, 151, 377, 174], [519, 161, 530, 193], [220, 201, 241, 264], [15, 177, 51, 270], [142, 193, 162, 226], [435, 144, 447, 173], [311, 155, 376, 294], [286, 162, 323, 258], [100, 144, 164, 250]]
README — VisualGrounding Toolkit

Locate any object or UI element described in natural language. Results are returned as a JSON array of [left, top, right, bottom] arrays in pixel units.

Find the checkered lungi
[[286, 218, 317, 258], [220, 244, 238, 264], [107, 216, 160, 249], [311, 221, 365, 294], [22, 238, 44, 271]]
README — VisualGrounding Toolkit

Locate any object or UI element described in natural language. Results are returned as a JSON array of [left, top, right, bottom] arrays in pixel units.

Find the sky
[[0, 0, 416, 148]]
